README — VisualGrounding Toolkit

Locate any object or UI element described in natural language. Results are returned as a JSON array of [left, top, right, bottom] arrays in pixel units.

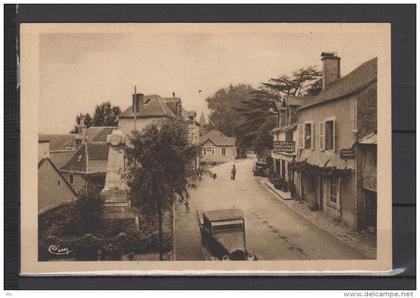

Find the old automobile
[[252, 161, 269, 177], [197, 209, 257, 261]]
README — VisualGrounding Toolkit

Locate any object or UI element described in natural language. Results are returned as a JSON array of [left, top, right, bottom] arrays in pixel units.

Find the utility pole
[[134, 85, 137, 132]]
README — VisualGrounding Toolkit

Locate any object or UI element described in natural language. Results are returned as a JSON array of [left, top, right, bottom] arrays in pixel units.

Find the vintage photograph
[[20, 23, 391, 273]]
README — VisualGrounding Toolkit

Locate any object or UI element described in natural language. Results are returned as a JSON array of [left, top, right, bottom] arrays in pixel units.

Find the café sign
[[273, 141, 295, 154], [340, 148, 356, 160]]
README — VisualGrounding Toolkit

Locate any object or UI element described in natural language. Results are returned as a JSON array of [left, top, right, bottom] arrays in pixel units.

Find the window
[[329, 178, 339, 204], [203, 147, 215, 155], [69, 174, 74, 185], [324, 119, 335, 150], [304, 122, 314, 149], [222, 148, 226, 156]]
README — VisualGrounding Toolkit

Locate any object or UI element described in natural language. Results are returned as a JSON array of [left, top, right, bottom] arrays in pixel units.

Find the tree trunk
[[154, 177, 164, 261], [157, 195, 163, 261]]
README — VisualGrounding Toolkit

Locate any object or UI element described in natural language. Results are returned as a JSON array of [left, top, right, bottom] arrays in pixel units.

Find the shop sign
[[340, 148, 356, 159]]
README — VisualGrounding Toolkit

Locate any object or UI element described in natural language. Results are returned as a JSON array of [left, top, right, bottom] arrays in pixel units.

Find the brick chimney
[[173, 92, 182, 118], [321, 52, 341, 90], [132, 93, 144, 114]]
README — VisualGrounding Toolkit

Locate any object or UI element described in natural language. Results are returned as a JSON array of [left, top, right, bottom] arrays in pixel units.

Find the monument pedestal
[[100, 130, 138, 222]]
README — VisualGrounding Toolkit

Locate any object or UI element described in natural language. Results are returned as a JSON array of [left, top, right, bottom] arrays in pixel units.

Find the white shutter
[[319, 121, 325, 151], [332, 119, 336, 152], [298, 124, 304, 149], [311, 122, 315, 150]]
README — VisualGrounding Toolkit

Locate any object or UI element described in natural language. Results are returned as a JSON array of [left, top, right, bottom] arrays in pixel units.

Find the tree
[[92, 102, 121, 127], [124, 118, 201, 260], [70, 102, 121, 134], [235, 66, 322, 155], [206, 84, 254, 138], [70, 113, 93, 134]]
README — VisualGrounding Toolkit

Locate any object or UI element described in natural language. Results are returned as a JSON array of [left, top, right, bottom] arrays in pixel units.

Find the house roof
[[200, 130, 236, 147], [271, 122, 297, 133], [85, 126, 116, 142], [359, 132, 377, 145], [119, 95, 176, 119], [298, 57, 377, 111], [38, 134, 77, 151], [38, 158, 78, 197], [285, 96, 313, 106], [49, 151, 77, 169], [60, 142, 109, 174]]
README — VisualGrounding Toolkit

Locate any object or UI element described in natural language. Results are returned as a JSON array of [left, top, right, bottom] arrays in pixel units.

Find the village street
[[174, 156, 365, 260]]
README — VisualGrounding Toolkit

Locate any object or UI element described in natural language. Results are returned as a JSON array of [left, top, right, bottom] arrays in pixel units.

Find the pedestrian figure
[[213, 173, 217, 180], [231, 165, 236, 180]]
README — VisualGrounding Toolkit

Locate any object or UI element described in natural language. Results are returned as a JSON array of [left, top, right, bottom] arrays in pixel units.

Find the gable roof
[[298, 58, 377, 111], [38, 158, 78, 197], [119, 95, 176, 119], [85, 126, 116, 142], [38, 134, 77, 151], [200, 130, 236, 147], [49, 151, 76, 169], [60, 142, 109, 174]]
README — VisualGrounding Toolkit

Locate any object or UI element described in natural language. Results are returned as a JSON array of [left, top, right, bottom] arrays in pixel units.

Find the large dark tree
[[235, 66, 322, 154], [70, 113, 93, 134], [70, 102, 121, 134], [92, 102, 121, 127], [206, 84, 254, 138], [124, 118, 201, 260]]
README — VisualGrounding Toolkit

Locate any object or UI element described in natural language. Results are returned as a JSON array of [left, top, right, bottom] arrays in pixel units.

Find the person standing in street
[[231, 164, 236, 180]]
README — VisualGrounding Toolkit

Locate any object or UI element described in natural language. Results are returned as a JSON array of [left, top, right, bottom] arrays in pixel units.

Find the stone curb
[[261, 180, 376, 259]]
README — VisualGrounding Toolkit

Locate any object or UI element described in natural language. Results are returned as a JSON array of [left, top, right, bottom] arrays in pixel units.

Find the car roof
[[203, 209, 244, 222]]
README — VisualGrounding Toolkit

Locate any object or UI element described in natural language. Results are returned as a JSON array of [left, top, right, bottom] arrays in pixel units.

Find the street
[[174, 156, 365, 260]]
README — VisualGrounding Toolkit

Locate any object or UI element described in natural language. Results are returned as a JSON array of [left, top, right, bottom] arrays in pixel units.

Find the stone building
[[289, 52, 377, 232]]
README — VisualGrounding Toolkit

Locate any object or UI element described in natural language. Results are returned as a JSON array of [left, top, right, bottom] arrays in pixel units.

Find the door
[[318, 177, 324, 211]]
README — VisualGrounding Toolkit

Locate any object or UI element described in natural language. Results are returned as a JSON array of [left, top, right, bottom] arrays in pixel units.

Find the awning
[[359, 132, 377, 144]]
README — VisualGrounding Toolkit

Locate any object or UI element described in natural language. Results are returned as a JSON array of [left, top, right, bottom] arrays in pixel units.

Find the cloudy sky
[[39, 24, 380, 134]]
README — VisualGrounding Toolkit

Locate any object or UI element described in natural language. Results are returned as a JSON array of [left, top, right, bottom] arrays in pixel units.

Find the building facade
[[282, 52, 377, 232], [271, 97, 311, 185], [38, 158, 78, 214], [200, 130, 236, 164]]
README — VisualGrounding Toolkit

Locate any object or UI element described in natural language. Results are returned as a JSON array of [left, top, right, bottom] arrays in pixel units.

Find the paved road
[[174, 156, 365, 260]]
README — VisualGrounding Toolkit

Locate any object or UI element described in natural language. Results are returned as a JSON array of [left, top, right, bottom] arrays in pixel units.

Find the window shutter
[[319, 121, 325, 151], [298, 124, 304, 149], [311, 122, 315, 150], [332, 119, 336, 152]]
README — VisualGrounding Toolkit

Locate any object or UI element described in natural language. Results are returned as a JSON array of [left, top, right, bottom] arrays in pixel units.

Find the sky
[[39, 24, 380, 134]]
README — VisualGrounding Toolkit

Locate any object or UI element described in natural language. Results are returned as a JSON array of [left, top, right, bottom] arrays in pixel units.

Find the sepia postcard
[[20, 23, 392, 275]]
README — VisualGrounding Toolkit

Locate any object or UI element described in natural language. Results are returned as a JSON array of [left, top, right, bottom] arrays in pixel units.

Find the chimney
[[176, 98, 182, 118], [321, 52, 341, 90], [132, 93, 144, 114]]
